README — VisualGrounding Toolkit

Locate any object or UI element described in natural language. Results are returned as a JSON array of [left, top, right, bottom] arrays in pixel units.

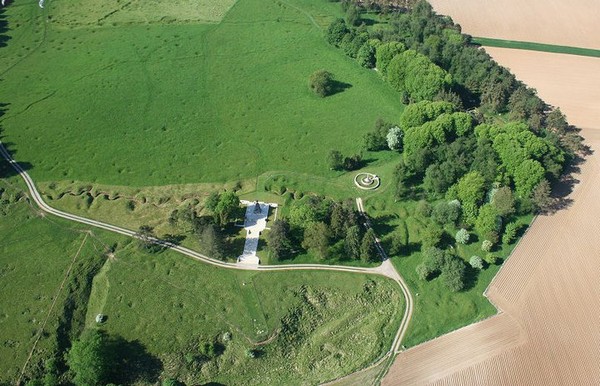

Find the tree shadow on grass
[[330, 80, 352, 96], [111, 337, 163, 385]]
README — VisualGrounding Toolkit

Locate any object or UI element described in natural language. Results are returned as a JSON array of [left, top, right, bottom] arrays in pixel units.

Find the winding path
[[0, 141, 413, 372]]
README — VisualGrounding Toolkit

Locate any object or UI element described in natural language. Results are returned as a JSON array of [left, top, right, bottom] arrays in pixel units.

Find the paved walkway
[[237, 200, 275, 265]]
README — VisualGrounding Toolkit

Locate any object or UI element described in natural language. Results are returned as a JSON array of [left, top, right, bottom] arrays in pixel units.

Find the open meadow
[[0, 0, 403, 187]]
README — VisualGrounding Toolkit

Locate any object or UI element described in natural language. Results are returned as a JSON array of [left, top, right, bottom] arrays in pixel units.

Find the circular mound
[[354, 173, 381, 190]]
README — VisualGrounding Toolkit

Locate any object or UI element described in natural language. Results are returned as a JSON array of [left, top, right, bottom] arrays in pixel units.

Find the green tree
[[346, 5, 361, 26], [389, 225, 409, 255], [360, 228, 378, 263], [481, 239, 493, 252], [502, 222, 520, 244], [328, 150, 344, 170], [309, 69, 335, 97], [357, 41, 377, 68], [266, 220, 292, 260], [455, 171, 486, 225], [421, 223, 443, 249], [67, 330, 114, 386], [344, 225, 362, 260], [475, 204, 501, 241], [432, 200, 461, 225], [326, 18, 348, 46], [136, 225, 161, 253], [442, 258, 466, 292], [491, 186, 515, 216], [302, 222, 330, 260], [214, 191, 240, 226], [375, 41, 405, 76], [513, 159, 545, 197], [288, 203, 318, 228]]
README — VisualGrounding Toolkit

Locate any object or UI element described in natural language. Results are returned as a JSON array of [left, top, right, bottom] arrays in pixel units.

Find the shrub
[[469, 255, 484, 269], [416, 262, 433, 280], [502, 222, 520, 244], [455, 228, 469, 244], [309, 69, 335, 97], [481, 239, 493, 252], [484, 253, 498, 265]]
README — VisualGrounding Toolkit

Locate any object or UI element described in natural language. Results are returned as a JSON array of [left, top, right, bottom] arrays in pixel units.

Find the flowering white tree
[[386, 126, 403, 150]]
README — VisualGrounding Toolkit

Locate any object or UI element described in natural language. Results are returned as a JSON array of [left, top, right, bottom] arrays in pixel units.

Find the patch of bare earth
[[428, 0, 600, 49], [383, 40, 600, 386]]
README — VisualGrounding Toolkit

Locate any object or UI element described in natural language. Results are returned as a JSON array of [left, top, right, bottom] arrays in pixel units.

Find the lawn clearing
[[0, 0, 403, 187]]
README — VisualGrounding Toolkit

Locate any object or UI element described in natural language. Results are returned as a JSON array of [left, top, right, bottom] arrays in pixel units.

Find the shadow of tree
[[330, 79, 352, 96], [110, 336, 163, 384]]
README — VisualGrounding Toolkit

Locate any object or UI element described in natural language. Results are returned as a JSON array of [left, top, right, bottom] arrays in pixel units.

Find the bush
[[455, 228, 469, 244], [502, 222, 520, 244], [309, 69, 335, 97], [484, 253, 498, 265], [469, 255, 484, 269], [416, 262, 433, 280], [481, 239, 493, 252]]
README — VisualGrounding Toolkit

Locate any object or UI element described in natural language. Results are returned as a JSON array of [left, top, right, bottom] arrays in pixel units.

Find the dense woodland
[[318, 0, 586, 291]]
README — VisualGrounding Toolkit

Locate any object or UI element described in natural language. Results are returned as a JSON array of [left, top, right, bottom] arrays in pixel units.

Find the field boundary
[[473, 37, 600, 58]]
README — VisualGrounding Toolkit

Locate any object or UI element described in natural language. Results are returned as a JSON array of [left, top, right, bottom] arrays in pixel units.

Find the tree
[[455, 171, 486, 225], [266, 220, 292, 260], [513, 159, 545, 198], [200, 224, 224, 260], [432, 200, 461, 225], [67, 330, 114, 386], [546, 108, 568, 134], [302, 222, 330, 260], [421, 223, 443, 249], [208, 191, 240, 226], [502, 222, 520, 244], [328, 150, 343, 170], [360, 228, 379, 263], [386, 126, 403, 150], [343, 153, 362, 171], [309, 69, 335, 97], [136, 225, 161, 253], [469, 255, 484, 270], [389, 225, 409, 255], [455, 228, 469, 244], [475, 204, 501, 241], [442, 258, 466, 292], [532, 179, 553, 213], [357, 41, 377, 68], [375, 41, 405, 76], [326, 18, 349, 46], [491, 186, 515, 216], [344, 225, 362, 260], [346, 5, 361, 26], [288, 203, 318, 228], [481, 239, 493, 252], [416, 262, 433, 280]]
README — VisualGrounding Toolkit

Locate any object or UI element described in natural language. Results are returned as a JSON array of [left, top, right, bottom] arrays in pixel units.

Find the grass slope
[[473, 37, 600, 58], [0, 0, 403, 186], [84, 244, 403, 385]]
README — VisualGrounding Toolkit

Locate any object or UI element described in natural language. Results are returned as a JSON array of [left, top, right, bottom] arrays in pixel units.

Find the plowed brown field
[[428, 0, 600, 49], [383, 31, 600, 386]]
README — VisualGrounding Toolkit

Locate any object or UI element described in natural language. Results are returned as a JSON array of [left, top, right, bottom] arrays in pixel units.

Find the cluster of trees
[[328, 150, 363, 171], [165, 191, 242, 260], [266, 196, 379, 263]]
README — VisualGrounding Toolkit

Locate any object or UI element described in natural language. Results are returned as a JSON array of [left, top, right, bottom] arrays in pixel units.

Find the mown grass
[[0, 0, 403, 187], [85, 244, 404, 385], [473, 37, 600, 58]]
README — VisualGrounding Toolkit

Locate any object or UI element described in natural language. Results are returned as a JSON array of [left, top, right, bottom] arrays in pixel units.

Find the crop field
[[429, 0, 600, 49], [83, 246, 404, 385], [0, 0, 403, 187]]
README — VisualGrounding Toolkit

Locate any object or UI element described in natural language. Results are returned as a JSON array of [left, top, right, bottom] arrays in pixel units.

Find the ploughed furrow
[[382, 313, 525, 385]]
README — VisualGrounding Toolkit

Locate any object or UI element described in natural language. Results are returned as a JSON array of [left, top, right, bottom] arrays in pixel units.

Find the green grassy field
[[0, 172, 403, 384], [0, 178, 109, 383], [85, 245, 403, 385], [0, 0, 403, 187], [473, 37, 600, 58]]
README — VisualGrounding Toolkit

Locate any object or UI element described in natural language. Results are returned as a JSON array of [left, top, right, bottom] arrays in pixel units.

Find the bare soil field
[[428, 0, 600, 49], [384, 48, 600, 385]]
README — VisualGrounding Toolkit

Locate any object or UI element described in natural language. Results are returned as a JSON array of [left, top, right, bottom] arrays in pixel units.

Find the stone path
[[237, 200, 276, 265]]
